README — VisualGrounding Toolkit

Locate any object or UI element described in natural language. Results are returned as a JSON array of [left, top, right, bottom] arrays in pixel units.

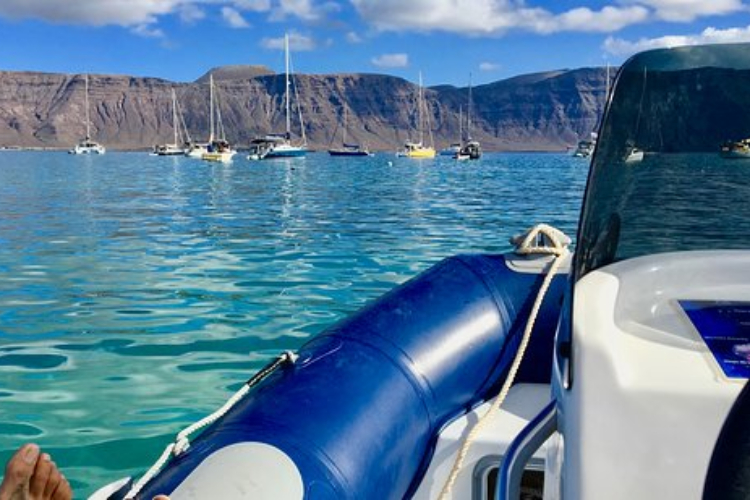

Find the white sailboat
[[439, 106, 462, 156], [454, 75, 481, 160], [248, 34, 307, 161], [624, 67, 647, 163], [69, 74, 105, 155], [153, 89, 189, 156], [397, 72, 435, 159], [573, 64, 610, 159], [201, 74, 236, 163]]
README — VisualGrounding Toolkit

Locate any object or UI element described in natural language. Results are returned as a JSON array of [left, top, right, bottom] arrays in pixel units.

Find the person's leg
[[0, 443, 72, 500]]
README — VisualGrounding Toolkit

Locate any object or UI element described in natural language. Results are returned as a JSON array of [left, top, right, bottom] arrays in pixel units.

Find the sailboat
[[573, 64, 610, 158], [328, 107, 371, 156], [184, 80, 210, 158], [439, 106, 462, 156], [454, 75, 481, 160], [201, 74, 236, 163], [397, 72, 436, 159], [624, 67, 647, 163], [248, 34, 307, 161], [153, 89, 189, 156], [69, 74, 105, 155]]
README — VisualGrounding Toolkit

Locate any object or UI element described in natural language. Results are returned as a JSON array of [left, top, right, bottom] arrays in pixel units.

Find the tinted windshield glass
[[575, 43, 750, 280]]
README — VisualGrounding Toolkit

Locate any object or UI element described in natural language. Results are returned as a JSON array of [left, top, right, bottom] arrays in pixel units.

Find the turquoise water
[[0, 151, 587, 496]]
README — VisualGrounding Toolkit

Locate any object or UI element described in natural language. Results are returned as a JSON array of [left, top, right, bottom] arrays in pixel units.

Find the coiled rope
[[124, 350, 298, 500], [437, 224, 570, 499]]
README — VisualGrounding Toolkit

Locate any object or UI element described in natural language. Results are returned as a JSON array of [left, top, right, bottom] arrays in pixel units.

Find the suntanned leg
[[0, 444, 72, 500]]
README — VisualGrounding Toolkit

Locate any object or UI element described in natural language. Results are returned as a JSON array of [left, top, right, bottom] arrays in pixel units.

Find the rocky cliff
[[0, 67, 610, 151]]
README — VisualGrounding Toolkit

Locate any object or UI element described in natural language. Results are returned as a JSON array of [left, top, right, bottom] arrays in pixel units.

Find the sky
[[0, 0, 749, 87]]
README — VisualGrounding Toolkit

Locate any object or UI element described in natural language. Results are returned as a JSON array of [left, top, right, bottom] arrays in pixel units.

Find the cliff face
[[0, 67, 609, 151]]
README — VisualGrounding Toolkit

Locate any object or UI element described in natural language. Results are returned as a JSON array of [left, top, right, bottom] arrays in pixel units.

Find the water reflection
[[0, 151, 586, 495]]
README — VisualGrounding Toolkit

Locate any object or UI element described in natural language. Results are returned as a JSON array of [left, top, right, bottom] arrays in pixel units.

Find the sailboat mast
[[467, 73, 473, 140], [285, 33, 291, 139], [605, 63, 610, 103], [209, 74, 215, 142], [343, 107, 348, 145], [85, 74, 91, 140], [418, 71, 424, 145], [459, 105, 463, 143], [172, 89, 178, 145]]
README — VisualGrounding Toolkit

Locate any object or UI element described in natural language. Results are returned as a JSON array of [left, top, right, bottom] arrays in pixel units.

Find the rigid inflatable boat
[[93, 42, 750, 500]]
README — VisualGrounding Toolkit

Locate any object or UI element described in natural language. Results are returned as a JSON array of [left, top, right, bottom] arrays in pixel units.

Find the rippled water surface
[[0, 151, 587, 495]]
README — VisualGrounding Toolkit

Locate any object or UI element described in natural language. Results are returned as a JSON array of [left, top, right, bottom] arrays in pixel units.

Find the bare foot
[[0, 444, 72, 500]]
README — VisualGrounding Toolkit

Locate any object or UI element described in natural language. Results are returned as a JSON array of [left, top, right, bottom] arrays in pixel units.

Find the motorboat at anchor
[[91, 43, 750, 500]]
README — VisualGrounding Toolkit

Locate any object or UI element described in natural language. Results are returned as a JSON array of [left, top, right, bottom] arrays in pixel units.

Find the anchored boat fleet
[[85, 42, 750, 500], [69, 33, 483, 163]]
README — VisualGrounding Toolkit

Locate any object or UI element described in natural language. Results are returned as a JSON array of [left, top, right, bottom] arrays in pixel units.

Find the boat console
[[557, 250, 750, 499]]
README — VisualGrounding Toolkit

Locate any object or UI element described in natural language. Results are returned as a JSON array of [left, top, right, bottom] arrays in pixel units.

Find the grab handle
[[496, 400, 557, 500]]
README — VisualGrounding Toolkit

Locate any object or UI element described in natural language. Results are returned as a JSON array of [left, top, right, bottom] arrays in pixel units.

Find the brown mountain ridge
[[0, 67, 610, 151]]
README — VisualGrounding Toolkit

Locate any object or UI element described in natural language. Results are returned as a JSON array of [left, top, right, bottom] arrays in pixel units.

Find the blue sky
[[0, 0, 749, 86]]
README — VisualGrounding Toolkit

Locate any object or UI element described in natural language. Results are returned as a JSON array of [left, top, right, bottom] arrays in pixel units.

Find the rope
[[124, 351, 298, 500], [437, 224, 569, 499]]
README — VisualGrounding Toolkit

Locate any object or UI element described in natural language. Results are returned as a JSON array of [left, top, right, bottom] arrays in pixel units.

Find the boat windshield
[[575, 43, 750, 280]]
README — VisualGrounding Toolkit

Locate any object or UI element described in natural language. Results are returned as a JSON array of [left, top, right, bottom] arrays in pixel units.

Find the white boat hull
[[69, 144, 105, 155], [202, 150, 236, 163], [185, 145, 208, 158]]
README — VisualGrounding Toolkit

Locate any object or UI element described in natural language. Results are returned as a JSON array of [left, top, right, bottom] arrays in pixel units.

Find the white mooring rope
[[124, 351, 298, 499], [437, 224, 569, 499]]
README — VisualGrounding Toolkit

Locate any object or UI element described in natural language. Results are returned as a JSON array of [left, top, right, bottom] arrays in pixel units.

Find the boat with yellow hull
[[398, 72, 435, 159], [398, 141, 436, 158]]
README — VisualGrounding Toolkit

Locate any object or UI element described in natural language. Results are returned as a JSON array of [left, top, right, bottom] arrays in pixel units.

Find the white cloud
[[221, 6, 250, 27], [0, 0, 335, 30], [350, 0, 652, 35], [261, 31, 317, 51], [479, 62, 501, 71], [178, 3, 205, 23], [0, 0, 183, 26], [233, 0, 272, 11], [269, 0, 339, 21], [132, 23, 165, 38], [621, 0, 745, 22], [371, 53, 409, 68], [547, 6, 650, 33], [604, 24, 750, 56], [346, 31, 363, 43]]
